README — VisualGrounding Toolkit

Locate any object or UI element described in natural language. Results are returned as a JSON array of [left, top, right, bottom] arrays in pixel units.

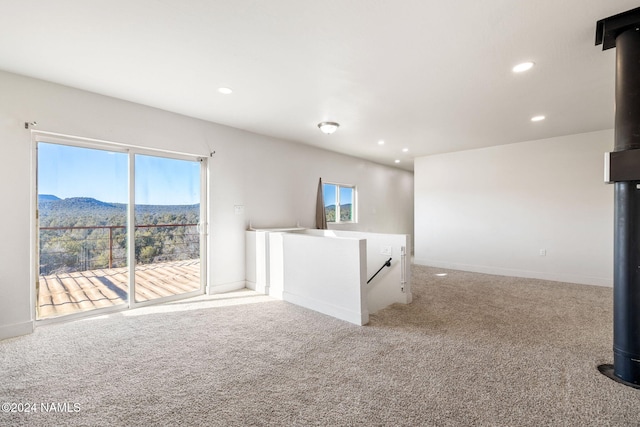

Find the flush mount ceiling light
[[531, 115, 546, 122], [218, 87, 233, 94], [513, 61, 534, 73], [318, 121, 340, 134], [378, 140, 385, 145], [394, 159, 400, 164], [402, 148, 409, 153]]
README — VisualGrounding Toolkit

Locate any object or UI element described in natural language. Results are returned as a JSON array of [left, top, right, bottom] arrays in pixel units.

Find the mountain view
[[39, 195, 200, 275]]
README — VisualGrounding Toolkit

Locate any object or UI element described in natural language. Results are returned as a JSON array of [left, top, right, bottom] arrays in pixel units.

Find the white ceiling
[[0, 0, 636, 171]]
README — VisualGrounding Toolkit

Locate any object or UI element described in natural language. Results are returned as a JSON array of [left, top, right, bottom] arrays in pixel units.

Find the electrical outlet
[[381, 246, 392, 256]]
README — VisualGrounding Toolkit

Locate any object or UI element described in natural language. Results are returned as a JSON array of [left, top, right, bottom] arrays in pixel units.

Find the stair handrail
[[367, 257, 392, 284]]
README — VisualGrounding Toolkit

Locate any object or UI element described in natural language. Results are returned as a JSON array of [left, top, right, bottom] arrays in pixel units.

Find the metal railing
[[367, 257, 392, 284], [39, 223, 199, 275]]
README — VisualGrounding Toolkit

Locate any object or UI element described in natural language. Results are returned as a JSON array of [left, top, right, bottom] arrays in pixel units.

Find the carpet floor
[[1, 265, 639, 426]]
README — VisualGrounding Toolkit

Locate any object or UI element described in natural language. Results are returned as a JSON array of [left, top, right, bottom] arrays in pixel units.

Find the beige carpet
[[1, 265, 640, 426]]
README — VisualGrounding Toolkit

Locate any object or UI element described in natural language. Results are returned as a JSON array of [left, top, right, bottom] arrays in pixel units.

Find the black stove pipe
[[596, 7, 640, 388]]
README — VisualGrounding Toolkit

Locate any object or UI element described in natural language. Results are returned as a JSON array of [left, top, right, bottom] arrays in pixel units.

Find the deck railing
[[39, 223, 199, 275]]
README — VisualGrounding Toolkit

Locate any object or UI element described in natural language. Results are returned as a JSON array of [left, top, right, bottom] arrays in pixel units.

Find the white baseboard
[[208, 281, 246, 295], [413, 259, 613, 287], [263, 287, 283, 300], [283, 291, 369, 325], [0, 321, 34, 341]]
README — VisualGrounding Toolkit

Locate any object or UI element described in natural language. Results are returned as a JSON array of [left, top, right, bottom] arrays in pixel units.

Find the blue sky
[[323, 183, 353, 207], [323, 184, 336, 207], [38, 143, 200, 205]]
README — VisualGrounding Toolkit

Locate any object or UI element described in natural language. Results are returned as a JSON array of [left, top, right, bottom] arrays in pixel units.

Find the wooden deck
[[38, 259, 201, 319]]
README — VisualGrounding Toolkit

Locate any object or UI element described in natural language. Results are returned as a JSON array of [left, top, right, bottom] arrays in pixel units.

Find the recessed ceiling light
[[394, 159, 400, 164], [218, 87, 233, 94], [531, 115, 546, 122], [512, 62, 534, 73], [402, 148, 409, 153], [378, 140, 385, 145]]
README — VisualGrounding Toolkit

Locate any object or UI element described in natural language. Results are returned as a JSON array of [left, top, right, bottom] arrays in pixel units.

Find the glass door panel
[[37, 142, 129, 319], [134, 154, 201, 303]]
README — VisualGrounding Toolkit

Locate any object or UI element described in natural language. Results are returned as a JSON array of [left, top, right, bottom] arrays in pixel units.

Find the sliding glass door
[[36, 137, 206, 320], [133, 154, 202, 303], [37, 143, 130, 318]]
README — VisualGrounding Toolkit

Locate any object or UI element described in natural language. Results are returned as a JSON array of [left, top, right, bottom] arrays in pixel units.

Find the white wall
[[0, 70, 413, 339], [303, 230, 412, 313], [282, 233, 368, 325], [247, 228, 412, 323], [414, 130, 613, 286]]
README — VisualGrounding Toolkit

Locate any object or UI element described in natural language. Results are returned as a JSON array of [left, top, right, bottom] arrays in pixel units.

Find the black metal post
[[596, 7, 640, 388]]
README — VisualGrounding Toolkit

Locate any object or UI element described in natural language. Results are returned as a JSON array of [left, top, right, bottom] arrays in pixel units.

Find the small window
[[323, 183, 356, 223]]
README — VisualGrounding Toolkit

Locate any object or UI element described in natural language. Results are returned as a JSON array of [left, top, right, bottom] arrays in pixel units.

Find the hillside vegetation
[[325, 203, 353, 222], [39, 196, 200, 275]]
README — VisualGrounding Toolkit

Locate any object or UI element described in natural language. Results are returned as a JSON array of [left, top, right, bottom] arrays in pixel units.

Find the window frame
[[323, 182, 357, 224]]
